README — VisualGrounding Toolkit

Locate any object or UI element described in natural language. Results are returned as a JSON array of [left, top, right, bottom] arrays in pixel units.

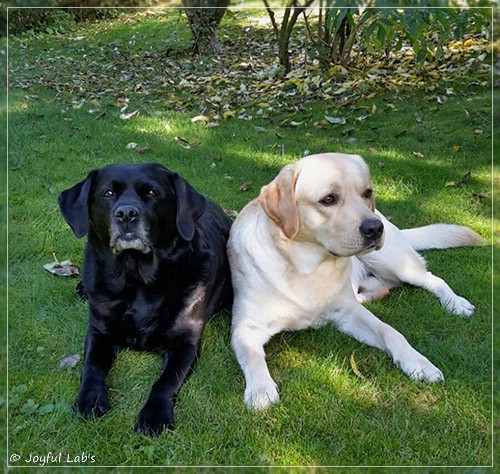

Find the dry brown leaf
[[59, 354, 81, 369], [238, 182, 252, 192], [174, 136, 202, 149], [44, 254, 79, 277], [445, 169, 471, 187]]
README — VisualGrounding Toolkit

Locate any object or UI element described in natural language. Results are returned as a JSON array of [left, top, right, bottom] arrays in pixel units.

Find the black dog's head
[[58, 163, 207, 254]]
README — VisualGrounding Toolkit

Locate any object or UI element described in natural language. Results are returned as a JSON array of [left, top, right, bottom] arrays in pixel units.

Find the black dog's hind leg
[[74, 330, 118, 418], [134, 342, 199, 436]]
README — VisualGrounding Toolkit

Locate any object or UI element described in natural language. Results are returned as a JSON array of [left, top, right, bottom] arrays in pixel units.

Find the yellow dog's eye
[[363, 189, 373, 199], [320, 194, 339, 206]]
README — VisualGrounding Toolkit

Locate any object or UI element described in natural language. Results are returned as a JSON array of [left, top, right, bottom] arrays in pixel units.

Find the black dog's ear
[[58, 171, 95, 238], [170, 173, 207, 241]]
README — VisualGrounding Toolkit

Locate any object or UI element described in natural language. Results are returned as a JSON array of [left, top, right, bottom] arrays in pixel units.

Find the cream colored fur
[[228, 153, 484, 411]]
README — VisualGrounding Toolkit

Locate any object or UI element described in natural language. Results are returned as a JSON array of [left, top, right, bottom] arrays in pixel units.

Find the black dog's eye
[[144, 189, 157, 198], [363, 189, 373, 199], [103, 190, 115, 198], [320, 194, 339, 206]]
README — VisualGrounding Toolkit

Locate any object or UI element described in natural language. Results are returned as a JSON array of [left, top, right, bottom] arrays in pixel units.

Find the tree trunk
[[182, 0, 231, 55]]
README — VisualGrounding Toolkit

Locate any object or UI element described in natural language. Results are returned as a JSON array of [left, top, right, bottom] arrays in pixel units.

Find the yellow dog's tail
[[401, 224, 485, 251]]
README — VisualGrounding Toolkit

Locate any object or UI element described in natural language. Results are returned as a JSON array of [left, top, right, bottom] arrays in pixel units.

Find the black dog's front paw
[[76, 281, 88, 300], [134, 398, 174, 437], [74, 384, 110, 418]]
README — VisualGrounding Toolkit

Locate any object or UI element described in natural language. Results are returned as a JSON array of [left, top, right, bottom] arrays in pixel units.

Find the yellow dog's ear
[[259, 164, 299, 239]]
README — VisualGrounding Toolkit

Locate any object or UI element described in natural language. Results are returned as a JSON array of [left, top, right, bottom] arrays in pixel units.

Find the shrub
[[5, 0, 162, 36], [309, 0, 491, 67]]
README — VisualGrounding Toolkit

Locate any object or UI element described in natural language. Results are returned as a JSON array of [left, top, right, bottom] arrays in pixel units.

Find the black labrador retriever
[[58, 163, 232, 436]]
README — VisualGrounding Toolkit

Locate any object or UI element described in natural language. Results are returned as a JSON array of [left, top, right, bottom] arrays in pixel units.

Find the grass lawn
[[6, 8, 492, 469]]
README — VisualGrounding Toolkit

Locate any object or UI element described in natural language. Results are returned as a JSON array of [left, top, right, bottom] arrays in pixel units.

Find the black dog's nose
[[359, 218, 384, 241], [114, 205, 139, 222]]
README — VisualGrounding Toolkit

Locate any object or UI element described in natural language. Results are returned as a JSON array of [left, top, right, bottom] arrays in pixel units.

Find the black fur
[[58, 163, 232, 436]]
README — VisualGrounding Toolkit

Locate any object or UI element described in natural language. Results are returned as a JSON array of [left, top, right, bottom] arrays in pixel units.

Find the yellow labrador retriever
[[228, 153, 484, 411]]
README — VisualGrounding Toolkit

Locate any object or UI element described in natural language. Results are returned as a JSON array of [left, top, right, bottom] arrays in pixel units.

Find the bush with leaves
[[308, 0, 491, 67], [5, 0, 160, 36]]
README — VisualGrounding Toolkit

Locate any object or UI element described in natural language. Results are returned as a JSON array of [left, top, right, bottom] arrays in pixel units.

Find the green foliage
[[314, 0, 491, 67], [7, 5, 74, 36], [5, 0, 159, 36]]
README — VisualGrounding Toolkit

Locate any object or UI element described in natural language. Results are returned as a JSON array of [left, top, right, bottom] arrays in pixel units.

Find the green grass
[[7, 9, 492, 469]]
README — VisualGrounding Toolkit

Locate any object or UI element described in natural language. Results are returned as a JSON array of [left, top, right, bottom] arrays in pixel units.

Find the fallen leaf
[[328, 65, 348, 76], [135, 146, 149, 154], [191, 114, 210, 123], [254, 126, 267, 132], [126, 142, 138, 150], [472, 192, 491, 200], [413, 151, 425, 159], [238, 182, 252, 192], [21, 399, 39, 414], [452, 146, 462, 152], [341, 126, 356, 136], [225, 209, 239, 219], [174, 136, 202, 149], [350, 352, 364, 378], [324, 115, 346, 125], [44, 254, 79, 277], [238, 113, 253, 121], [445, 169, 472, 187], [15, 384, 28, 394], [222, 110, 235, 120], [38, 403, 55, 415], [59, 354, 81, 369], [356, 113, 371, 122], [116, 95, 129, 106], [120, 110, 139, 120]]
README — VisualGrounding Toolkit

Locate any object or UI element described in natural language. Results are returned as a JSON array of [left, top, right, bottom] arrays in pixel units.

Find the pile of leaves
[[9, 10, 490, 124]]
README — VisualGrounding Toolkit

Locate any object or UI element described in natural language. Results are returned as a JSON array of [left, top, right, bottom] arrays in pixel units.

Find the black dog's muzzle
[[110, 203, 152, 255]]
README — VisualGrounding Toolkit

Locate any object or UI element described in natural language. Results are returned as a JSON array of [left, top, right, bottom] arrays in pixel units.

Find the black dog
[[58, 163, 232, 436]]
